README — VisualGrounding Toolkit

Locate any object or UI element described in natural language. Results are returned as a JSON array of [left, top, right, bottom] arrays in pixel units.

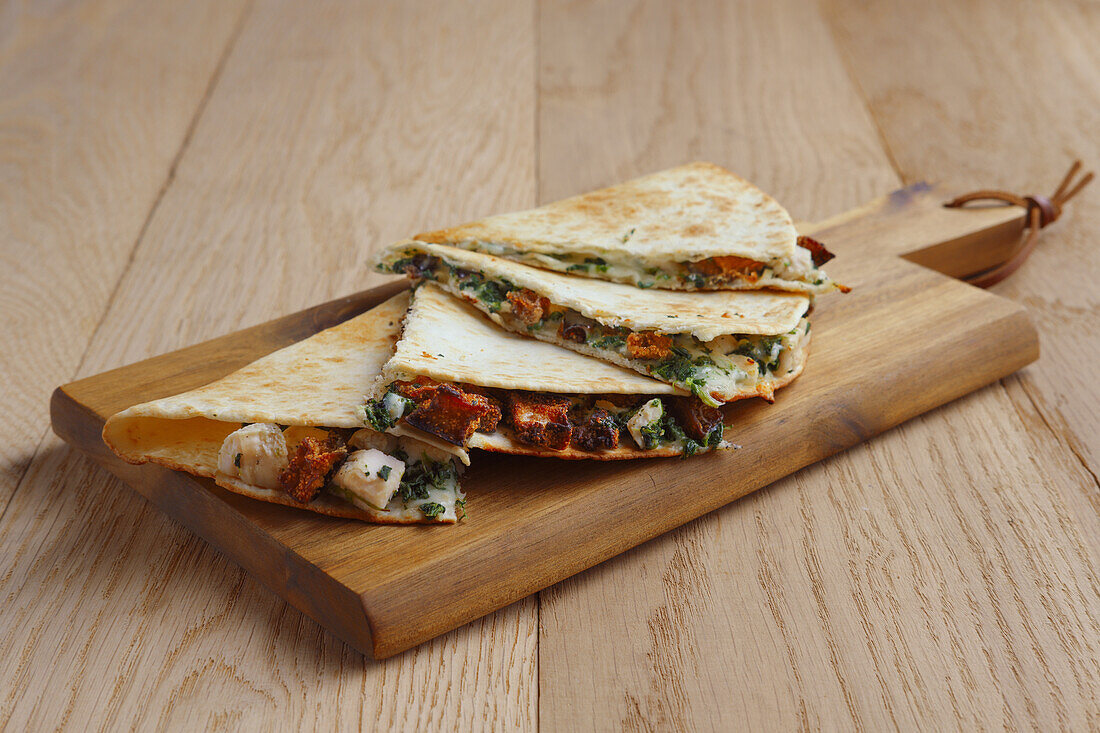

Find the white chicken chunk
[[627, 398, 665, 450], [332, 449, 406, 510], [217, 423, 289, 489]]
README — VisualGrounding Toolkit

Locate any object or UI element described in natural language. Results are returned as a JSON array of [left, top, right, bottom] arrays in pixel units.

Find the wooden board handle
[[801, 182, 1026, 279]]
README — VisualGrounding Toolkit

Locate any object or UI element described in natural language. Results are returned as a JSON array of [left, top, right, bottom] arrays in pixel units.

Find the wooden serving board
[[51, 183, 1038, 659]]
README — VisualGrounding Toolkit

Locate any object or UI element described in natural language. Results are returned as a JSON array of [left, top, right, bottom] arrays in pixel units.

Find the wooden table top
[[2, 0, 1098, 729]]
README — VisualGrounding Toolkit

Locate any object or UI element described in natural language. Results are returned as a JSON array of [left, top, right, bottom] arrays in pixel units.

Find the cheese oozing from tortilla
[[377, 250, 811, 406], [462, 239, 841, 294], [626, 398, 665, 449]]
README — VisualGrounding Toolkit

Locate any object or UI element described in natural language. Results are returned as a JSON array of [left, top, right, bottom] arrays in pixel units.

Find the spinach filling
[[326, 448, 461, 519], [629, 403, 725, 457], [443, 263, 515, 312], [419, 502, 446, 519], [649, 346, 720, 405], [381, 251, 794, 407], [383, 242, 827, 293], [399, 458, 459, 505], [360, 399, 396, 431], [731, 335, 783, 375]]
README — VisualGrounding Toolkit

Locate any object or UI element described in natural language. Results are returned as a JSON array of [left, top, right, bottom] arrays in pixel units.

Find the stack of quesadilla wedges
[[365, 162, 846, 468], [103, 162, 845, 523]]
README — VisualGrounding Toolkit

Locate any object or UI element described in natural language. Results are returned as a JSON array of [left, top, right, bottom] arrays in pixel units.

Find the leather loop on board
[[943, 161, 1093, 288]]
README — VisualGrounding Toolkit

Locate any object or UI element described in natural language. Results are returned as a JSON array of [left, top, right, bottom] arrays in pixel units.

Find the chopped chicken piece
[[627, 398, 665, 450], [392, 376, 445, 402], [691, 255, 766, 282], [796, 235, 836, 267], [331, 449, 405, 510], [506, 288, 546, 325], [217, 423, 288, 489], [665, 397, 723, 442], [405, 384, 501, 446], [348, 428, 399, 454]]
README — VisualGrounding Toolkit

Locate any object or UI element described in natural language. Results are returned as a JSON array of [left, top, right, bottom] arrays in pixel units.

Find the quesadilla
[[103, 292, 466, 524], [399, 162, 846, 294], [361, 283, 732, 459], [375, 245, 812, 407]]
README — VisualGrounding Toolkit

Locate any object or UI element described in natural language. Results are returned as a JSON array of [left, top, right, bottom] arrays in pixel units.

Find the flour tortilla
[[103, 292, 466, 523], [409, 162, 834, 292], [379, 284, 709, 460]]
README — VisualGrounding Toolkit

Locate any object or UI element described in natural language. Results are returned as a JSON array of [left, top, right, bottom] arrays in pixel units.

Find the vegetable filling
[[403, 235, 842, 292], [217, 423, 465, 520], [360, 377, 728, 457], [379, 252, 809, 407]]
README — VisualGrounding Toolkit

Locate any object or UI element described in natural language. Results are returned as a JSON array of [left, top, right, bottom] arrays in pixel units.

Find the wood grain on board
[[2, 0, 1099, 729], [536, 0, 1100, 730], [0, 0, 537, 730]]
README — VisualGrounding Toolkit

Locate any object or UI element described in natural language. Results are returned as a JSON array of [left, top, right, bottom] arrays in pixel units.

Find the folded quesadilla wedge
[[103, 292, 467, 524], [361, 283, 733, 459], [375, 246, 813, 407], [400, 162, 846, 294]]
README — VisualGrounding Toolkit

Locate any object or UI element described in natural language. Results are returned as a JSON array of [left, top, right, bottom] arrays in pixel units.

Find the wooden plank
[[0, 0, 247, 511], [536, 0, 1100, 729], [823, 5, 1100, 721], [822, 0, 1100, 497], [0, 0, 537, 729]]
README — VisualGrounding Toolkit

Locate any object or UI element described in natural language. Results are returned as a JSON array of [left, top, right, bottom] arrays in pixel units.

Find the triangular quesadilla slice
[[361, 283, 735, 459], [103, 292, 466, 524], [375, 246, 812, 407], [399, 162, 846, 294]]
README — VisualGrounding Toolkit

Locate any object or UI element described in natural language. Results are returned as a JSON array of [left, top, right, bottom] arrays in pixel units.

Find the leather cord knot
[[943, 160, 1092, 288], [1024, 194, 1057, 227]]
